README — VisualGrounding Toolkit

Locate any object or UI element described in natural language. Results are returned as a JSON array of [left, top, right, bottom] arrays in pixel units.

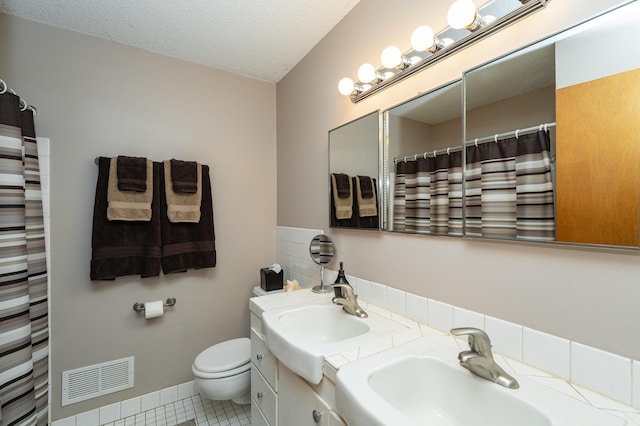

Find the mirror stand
[[312, 265, 333, 293]]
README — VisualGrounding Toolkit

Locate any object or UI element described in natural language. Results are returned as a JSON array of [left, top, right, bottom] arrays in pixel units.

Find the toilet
[[192, 337, 251, 404], [192, 287, 275, 404]]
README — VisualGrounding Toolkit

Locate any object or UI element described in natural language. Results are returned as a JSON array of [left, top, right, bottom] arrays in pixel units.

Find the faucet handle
[[450, 327, 492, 354], [332, 282, 355, 298]]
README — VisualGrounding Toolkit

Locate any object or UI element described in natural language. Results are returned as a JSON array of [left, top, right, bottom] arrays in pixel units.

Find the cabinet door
[[251, 398, 271, 426], [278, 364, 331, 426], [251, 328, 278, 390]]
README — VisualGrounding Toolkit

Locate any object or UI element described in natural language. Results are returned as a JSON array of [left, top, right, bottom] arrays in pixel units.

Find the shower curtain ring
[[494, 134, 498, 143], [475, 138, 478, 147], [423, 152, 428, 159], [414, 154, 418, 161], [515, 129, 519, 139], [447, 148, 450, 155], [433, 150, 437, 157], [0, 79, 6, 94], [404, 156, 407, 163], [19, 98, 27, 111]]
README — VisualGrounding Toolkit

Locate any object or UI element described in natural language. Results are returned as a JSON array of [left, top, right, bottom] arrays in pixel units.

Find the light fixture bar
[[348, 0, 550, 103]]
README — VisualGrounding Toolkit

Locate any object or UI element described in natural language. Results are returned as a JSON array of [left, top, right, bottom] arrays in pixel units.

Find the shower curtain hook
[[414, 154, 418, 161], [447, 147, 451, 155], [404, 156, 408, 163], [423, 152, 428, 159], [433, 150, 437, 157], [19, 98, 27, 111], [544, 123, 548, 131], [494, 134, 498, 143], [474, 138, 478, 147], [515, 129, 519, 139], [0, 79, 6, 95]]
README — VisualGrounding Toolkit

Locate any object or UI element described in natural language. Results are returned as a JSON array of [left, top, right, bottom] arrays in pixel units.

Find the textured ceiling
[[0, 0, 360, 83]]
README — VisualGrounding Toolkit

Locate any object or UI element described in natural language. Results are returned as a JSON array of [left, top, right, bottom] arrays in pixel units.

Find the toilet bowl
[[192, 337, 251, 404]]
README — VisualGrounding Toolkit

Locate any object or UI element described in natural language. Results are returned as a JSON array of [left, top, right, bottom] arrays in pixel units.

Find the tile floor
[[101, 394, 251, 426]]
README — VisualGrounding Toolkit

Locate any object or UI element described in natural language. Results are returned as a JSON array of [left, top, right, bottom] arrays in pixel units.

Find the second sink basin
[[262, 299, 410, 384], [336, 335, 626, 426]]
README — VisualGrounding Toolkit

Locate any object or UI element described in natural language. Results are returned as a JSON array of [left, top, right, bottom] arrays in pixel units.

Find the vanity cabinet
[[251, 314, 278, 426], [278, 364, 346, 426], [250, 300, 346, 426]]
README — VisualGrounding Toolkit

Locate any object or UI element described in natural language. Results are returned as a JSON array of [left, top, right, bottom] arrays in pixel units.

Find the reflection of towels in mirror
[[356, 176, 377, 218], [331, 173, 353, 219]]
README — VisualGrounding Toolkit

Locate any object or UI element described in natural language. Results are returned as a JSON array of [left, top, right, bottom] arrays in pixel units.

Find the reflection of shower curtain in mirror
[[393, 152, 463, 235], [393, 130, 554, 240], [0, 91, 49, 425], [465, 130, 554, 241]]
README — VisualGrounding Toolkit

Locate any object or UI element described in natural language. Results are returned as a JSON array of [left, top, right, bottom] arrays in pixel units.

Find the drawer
[[251, 366, 277, 426], [251, 328, 278, 390], [251, 397, 271, 426]]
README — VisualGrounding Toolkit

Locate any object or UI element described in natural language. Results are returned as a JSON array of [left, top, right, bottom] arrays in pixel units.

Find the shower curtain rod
[[393, 121, 556, 163], [0, 79, 38, 115]]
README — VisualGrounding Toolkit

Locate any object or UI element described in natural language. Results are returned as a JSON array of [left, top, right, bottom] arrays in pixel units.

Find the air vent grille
[[62, 357, 134, 406]]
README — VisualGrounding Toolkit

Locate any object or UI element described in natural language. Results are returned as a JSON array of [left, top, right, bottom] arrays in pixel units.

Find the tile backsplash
[[276, 226, 640, 409]]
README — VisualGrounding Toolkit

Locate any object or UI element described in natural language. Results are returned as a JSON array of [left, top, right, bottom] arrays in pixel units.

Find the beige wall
[[0, 14, 277, 420], [277, 0, 640, 362]]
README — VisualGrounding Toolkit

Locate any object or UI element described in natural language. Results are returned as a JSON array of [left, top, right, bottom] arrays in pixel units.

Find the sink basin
[[336, 336, 625, 426], [262, 300, 409, 384], [275, 304, 370, 343]]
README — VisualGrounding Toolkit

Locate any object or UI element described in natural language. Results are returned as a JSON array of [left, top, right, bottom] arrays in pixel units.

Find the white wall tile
[[370, 282, 387, 308], [523, 328, 570, 379], [76, 409, 99, 426], [485, 316, 523, 361], [160, 386, 178, 405], [140, 391, 160, 411], [99, 403, 120, 425], [355, 278, 370, 302], [405, 293, 428, 324], [387, 287, 406, 315], [177, 381, 196, 400], [120, 396, 140, 418], [52, 416, 76, 426], [453, 307, 484, 331], [427, 299, 453, 333], [571, 342, 631, 405]]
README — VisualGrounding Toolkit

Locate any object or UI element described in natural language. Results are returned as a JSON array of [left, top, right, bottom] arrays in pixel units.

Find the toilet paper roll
[[144, 300, 164, 319]]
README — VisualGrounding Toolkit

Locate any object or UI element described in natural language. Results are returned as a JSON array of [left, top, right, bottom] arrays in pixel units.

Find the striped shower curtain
[[393, 151, 463, 236], [0, 89, 49, 425], [465, 130, 555, 241]]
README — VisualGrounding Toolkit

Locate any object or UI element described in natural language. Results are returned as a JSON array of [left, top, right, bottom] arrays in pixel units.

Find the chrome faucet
[[450, 327, 519, 389], [332, 283, 368, 318]]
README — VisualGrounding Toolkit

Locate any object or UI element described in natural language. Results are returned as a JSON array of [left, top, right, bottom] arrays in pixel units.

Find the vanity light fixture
[[338, 0, 550, 103]]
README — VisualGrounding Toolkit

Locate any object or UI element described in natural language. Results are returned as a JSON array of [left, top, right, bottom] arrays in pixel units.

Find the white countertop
[[250, 289, 640, 424]]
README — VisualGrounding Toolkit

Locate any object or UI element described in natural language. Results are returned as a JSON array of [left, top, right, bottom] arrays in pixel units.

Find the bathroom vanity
[[250, 289, 631, 426], [250, 292, 348, 426]]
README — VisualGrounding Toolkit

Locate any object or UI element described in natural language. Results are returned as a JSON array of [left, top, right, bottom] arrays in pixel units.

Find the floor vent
[[62, 356, 134, 406]]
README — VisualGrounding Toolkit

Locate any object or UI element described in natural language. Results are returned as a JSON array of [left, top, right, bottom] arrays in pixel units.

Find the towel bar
[[133, 297, 176, 313]]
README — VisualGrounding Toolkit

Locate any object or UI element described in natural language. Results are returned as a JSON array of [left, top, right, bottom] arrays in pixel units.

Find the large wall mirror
[[329, 111, 382, 230], [385, 80, 463, 236], [463, 1, 640, 248]]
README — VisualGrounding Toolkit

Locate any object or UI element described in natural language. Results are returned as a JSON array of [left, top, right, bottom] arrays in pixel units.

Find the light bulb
[[411, 25, 435, 52], [357, 63, 377, 83], [338, 77, 355, 96], [447, 0, 478, 29], [381, 45, 402, 69]]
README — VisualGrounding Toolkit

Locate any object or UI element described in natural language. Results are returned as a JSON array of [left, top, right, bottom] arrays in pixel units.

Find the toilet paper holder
[[133, 297, 177, 313]]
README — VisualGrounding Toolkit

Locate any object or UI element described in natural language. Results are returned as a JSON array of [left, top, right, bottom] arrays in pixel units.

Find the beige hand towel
[[164, 160, 202, 223], [331, 173, 353, 220], [107, 157, 153, 221], [356, 176, 377, 218]]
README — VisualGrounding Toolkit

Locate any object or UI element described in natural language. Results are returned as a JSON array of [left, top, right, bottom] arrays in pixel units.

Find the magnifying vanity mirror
[[329, 111, 382, 230], [309, 234, 336, 293]]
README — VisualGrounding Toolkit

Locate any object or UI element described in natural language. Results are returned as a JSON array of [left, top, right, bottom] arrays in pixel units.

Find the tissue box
[[260, 268, 283, 292]]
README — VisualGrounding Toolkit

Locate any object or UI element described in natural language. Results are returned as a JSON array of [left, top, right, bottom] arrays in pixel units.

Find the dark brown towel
[[170, 159, 198, 193], [357, 175, 374, 198], [117, 156, 148, 192], [91, 157, 162, 280], [160, 164, 216, 274], [333, 173, 351, 198]]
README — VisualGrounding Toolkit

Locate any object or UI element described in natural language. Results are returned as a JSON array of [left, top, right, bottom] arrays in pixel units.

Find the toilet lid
[[194, 337, 251, 373]]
